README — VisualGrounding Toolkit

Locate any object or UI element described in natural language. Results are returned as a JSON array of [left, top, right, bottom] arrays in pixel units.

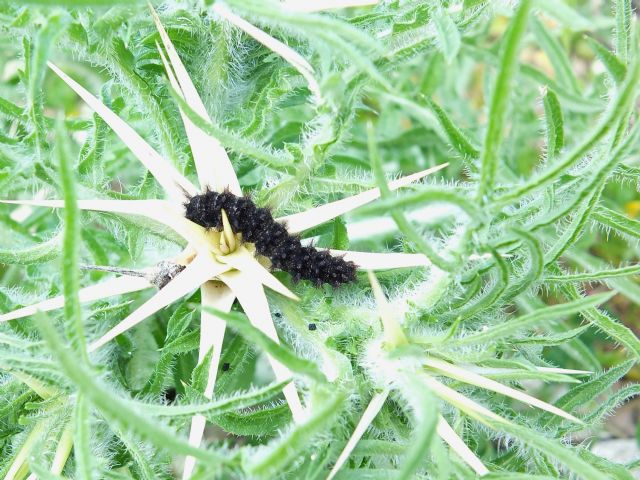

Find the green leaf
[[171, 88, 294, 168], [353, 440, 407, 457], [34, 313, 225, 465], [584, 35, 627, 84], [215, 402, 291, 437], [488, 420, 608, 480], [564, 249, 640, 306], [571, 384, 640, 431], [165, 300, 197, 343], [536, 0, 593, 31], [116, 428, 157, 480], [432, 8, 461, 64], [546, 264, 640, 283], [544, 182, 603, 264], [246, 389, 345, 476], [27, 12, 70, 154], [162, 330, 199, 355], [540, 360, 634, 427], [57, 119, 87, 361], [202, 306, 326, 383], [556, 279, 640, 361], [0, 95, 25, 120], [504, 229, 544, 299], [541, 88, 564, 159], [578, 449, 635, 480], [144, 380, 289, 418], [78, 85, 110, 175], [190, 347, 214, 394], [495, 58, 640, 204], [463, 0, 485, 9], [332, 217, 349, 251], [594, 206, 640, 239], [511, 325, 590, 346], [0, 232, 61, 265], [452, 292, 614, 346], [141, 351, 174, 396], [614, 0, 633, 64], [535, 122, 639, 231], [74, 394, 95, 480], [478, 0, 532, 199], [425, 97, 480, 158], [519, 64, 602, 113], [396, 377, 439, 479], [530, 17, 580, 94]]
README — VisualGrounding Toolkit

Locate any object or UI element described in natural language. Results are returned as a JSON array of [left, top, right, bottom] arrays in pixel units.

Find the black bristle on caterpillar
[[184, 190, 358, 287]]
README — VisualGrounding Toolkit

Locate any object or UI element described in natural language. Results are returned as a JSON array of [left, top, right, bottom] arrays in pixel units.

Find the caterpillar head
[[184, 190, 223, 229]]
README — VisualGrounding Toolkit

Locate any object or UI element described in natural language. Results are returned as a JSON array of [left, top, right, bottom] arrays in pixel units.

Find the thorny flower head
[[327, 272, 591, 479], [1, 4, 455, 478], [3, 1, 634, 478]]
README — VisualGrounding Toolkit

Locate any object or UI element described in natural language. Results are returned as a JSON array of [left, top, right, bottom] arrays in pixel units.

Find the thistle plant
[[1, 1, 639, 479]]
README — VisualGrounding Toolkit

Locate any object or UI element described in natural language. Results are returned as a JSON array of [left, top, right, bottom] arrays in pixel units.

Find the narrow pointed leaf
[[199, 283, 236, 397], [146, 381, 289, 417], [151, 7, 241, 195], [368, 271, 407, 346], [47, 62, 196, 200], [34, 313, 224, 465], [212, 3, 321, 102], [279, 164, 448, 234], [453, 292, 615, 346], [541, 360, 634, 428], [546, 264, 640, 283], [57, 118, 88, 361], [0, 231, 61, 265], [0, 198, 211, 252], [477, 0, 532, 198], [204, 300, 325, 383], [183, 281, 235, 480], [420, 374, 506, 423], [489, 421, 607, 480], [74, 396, 93, 478], [436, 416, 489, 476], [423, 358, 581, 423], [1, 275, 151, 322], [221, 271, 307, 423], [327, 390, 389, 480], [542, 87, 564, 159], [584, 35, 626, 84], [332, 250, 486, 270], [432, 7, 461, 64], [88, 255, 230, 351]]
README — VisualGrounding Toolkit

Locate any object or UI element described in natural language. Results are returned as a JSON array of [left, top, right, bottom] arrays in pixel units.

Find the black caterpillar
[[184, 190, 358, 287]]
